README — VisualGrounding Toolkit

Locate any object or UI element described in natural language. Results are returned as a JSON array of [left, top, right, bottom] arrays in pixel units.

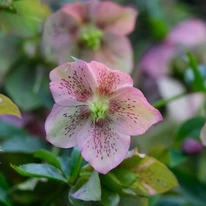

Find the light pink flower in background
[[45, 60, 162, 174], [200, 123, 206, 146], [140, 18, 206, 79], [138, 18, 206, 121], [42, 0, 137, 73]]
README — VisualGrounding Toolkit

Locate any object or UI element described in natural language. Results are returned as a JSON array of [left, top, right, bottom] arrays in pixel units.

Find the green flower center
[[89, 100, 109, 121], [79, 25, 103, 50]]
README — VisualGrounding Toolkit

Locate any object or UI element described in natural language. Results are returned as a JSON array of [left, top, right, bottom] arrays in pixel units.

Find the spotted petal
[[77, 119, 130, 174], [87, 60, 133, 96], [49, 61, 96, 106], [108, 87, 163, 136], [95, 1, 137, 35], [45, 104, 90, 148]]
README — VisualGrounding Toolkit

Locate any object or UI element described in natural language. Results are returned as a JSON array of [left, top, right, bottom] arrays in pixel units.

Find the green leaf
[[0, 0, 50, 36], [172, 169, 206, 206], [5, 60, 44, 111], [119, 196, 148, 206], [0, 188, 11, 206], [11, 163, 67, 183], [119, 152, 178, 196], [101, 188, 120, 206], [68, 147, 83, 184], [16, 178, 39, 191], [133, 156, 178, 195], [0, 120, 27, 139], [0, 0, 12, 8], [100, 172, 123, 192], [34, 149, 61, 170], [187, 52, 206, 91], [71, 171, 101, 201], [1, 136, 48, 153], [168, 149, 188, 167], [0, 173, 8, 190], [0, 94, 21, 118], [174, 116, 205, 145], [111, 168, 137, 187]]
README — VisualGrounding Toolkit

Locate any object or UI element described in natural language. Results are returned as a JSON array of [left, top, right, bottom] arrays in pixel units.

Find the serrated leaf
[[0, 94, 21, 118], [71, 171, 101, 201], [34, 149, 61, 169], [11, 163, 67, 183]]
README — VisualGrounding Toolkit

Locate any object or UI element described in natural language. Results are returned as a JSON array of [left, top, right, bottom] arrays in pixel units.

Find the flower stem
[[152, 93, 187, 109]]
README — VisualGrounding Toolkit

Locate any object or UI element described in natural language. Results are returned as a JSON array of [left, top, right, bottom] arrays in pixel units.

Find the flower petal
[[157, 76, 204, 122], [89, 34, 134, 73], [95, 1, 137, 35], [63, 2, 87, 25], [85, 59, 133, 96], [49, 61, 95, 106], [77, 119, 130, 174], [108, 87, 163, 136], [139, 43, 176, 78], [45, 104, 90, 148], [167, 19, 206, 47], [42, 8, 79, 63]]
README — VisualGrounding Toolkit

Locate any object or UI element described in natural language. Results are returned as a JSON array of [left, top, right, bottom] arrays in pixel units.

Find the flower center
[[78, 25, 103, 50], [89, 100, 109, 121]]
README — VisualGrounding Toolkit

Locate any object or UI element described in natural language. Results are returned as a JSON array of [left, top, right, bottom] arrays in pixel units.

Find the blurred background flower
[[42, 0, 137, 73]]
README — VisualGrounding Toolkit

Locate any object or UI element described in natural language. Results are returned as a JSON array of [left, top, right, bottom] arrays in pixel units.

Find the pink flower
[[42, 1, 137, 73], [138, 18, 206, 121], [45, 60, 162, 174]]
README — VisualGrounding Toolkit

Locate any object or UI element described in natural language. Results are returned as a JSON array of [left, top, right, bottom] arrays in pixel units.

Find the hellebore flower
[[42, 1, 137, 73], [138, 18, 206, 121], [45, 60, 162, 174]]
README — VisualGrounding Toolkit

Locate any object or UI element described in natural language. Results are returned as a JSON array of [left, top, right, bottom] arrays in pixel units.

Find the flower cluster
[[45, 60, 162, 174]]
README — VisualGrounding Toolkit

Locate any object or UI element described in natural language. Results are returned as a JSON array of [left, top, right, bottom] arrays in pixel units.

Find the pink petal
[[167, 18, 206, 47], [77, 118, 130, 174], [49, 61, 95, 106], [108, 87, 163, 136], [139, 43, 176, 78], [95, 1, 137, 35], [87, 60, 133, 96], [63, 2, 87, 25], [89, 34, 134, 73], [45, 104, 90, 148], [42, 8, 79, 63]]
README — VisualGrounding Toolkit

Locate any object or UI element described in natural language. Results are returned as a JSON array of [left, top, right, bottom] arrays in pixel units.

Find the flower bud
[[181, 138, 203, 155]]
